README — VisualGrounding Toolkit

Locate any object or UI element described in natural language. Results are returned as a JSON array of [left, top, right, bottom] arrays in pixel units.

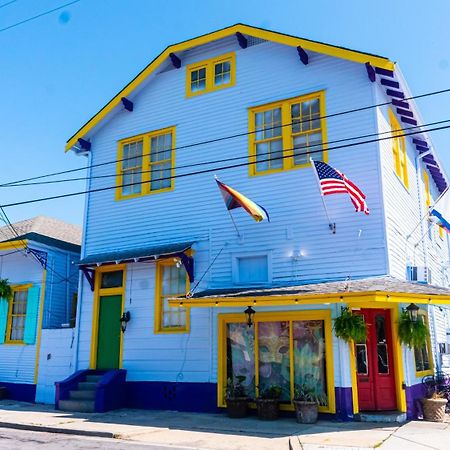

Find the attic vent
[[247, 36, 267, 47]]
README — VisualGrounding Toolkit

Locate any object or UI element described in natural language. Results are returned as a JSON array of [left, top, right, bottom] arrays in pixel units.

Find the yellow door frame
[[89, 264, 126, 369], [218, 309, 336, 414], [348, 302, 406, 414]]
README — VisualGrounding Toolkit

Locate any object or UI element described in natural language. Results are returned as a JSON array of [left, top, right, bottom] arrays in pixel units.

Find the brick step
[[69, 389, 96, 400], [58, 399, 95, 413]]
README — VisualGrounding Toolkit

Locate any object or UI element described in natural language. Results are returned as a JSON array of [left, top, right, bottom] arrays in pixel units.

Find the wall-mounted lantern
[[244, 306, 255, 328], [120, 311, 131, 332], [406, 303, 419, 323]]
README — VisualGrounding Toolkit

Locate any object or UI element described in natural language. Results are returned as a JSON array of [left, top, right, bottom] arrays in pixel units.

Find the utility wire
[[2, 86, 450, 188], [1, 122, 449, 209], [1, 119, 449, 187], [0, 0, 81, 33], [0, 1, 18, 9]]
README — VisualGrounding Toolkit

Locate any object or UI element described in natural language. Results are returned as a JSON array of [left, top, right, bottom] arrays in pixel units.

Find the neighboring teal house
[[0, 216, 81, 402], [61, 24, 450, 419]]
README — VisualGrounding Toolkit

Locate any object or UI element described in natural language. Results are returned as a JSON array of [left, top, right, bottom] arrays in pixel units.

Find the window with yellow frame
[[218, 310, 335, 413], [389, 109, 408, 187], [116, 127, 175, 200], [6, 285, 29, 343], [154, 258, 189, 333], [249, 91, 327, 176], [414, 311, 433, 376], [186, 52, 235, 97]]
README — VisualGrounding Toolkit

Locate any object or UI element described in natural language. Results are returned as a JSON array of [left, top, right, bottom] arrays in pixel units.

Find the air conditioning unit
[[407, 265, 432, 284]]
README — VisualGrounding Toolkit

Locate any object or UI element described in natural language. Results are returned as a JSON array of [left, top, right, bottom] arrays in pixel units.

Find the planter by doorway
[[256, 398, 279, 420], [226, 397, 248, 418], [293, 400, 319, 424], [422, 397, 448, 422]]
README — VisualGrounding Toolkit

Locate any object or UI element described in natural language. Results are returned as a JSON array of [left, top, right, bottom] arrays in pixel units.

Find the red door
[[354, 309, 397, 411]]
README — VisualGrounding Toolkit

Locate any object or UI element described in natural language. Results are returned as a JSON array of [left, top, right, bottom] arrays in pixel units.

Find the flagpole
[[310, 159, 336, 234], [227, 209, 241, 238]]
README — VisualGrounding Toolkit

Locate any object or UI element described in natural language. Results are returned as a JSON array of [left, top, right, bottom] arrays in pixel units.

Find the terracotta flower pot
[[293, 400, 319, 424], [422, 398, 448, 422], [256, 398, 279, 420], [226, 397, 248, 418]]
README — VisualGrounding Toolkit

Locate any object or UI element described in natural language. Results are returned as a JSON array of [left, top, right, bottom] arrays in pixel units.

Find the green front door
[[96, 295, 122, 369]]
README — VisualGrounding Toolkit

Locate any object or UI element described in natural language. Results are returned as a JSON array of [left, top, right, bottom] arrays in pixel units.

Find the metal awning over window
[[79, 241, 194, 291]]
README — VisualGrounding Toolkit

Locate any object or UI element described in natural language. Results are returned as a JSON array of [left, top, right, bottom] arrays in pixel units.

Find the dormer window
[[186, 53, 235, 97]]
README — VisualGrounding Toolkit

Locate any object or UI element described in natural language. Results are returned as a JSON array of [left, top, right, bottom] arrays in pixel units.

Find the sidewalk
[[0, 400, 448, 449]]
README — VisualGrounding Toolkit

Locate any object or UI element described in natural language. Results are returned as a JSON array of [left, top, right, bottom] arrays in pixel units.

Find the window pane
[[356, 344, 368, 375], [258, 321, 290, 401], [160, 263, 187, 329], [101, 271, 123, 289], [150, 162, 172, 191], [191, 68, 206, 92], [227, 323, 255, 397], [122, 140, 143, 195], [214, 61, 231, 86], [293, 320, 328, 406]]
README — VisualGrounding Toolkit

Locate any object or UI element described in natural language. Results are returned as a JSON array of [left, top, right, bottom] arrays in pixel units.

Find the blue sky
[[1, 0, 449, 225]]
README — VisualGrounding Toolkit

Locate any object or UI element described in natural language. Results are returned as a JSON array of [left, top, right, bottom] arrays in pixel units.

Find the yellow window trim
[[217, 309, 336, 414], [248, 90, 328, 177], [389, 108, 409, 188], [89, 264, 127, 369], [154, 258, 190, 334], [186, 52, 236, 97], [423, 169, 431, 209], [414, 311, 434, 378], [115, 126, 176, 201], [5, 284, 32, 345]]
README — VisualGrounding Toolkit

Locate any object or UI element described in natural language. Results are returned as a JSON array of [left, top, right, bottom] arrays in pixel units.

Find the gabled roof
[[0, 216, 82, 252], [65, 23, 394, 152]]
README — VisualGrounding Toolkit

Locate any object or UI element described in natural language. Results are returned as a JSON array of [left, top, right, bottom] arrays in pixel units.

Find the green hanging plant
[[333, 307, 367, 343], [398, 311, 429, 349], [0, 279, 12, 299]]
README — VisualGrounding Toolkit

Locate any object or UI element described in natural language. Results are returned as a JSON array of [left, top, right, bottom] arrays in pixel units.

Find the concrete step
[[356, 411, 407, 423], [69, 389, 96, 400], [85, 375, 102, 383], [77, 381, 97, 391], [59, 399, 95, 413]]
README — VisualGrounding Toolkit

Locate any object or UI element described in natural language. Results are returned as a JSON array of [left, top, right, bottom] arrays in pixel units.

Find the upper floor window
[[7, 287, 28, 343], [389, 109, 408, 188], [155, 259, 189, 333], [116, 127, 175, 200], [186, 53, 235, 97], [249, 92, 327, 176]]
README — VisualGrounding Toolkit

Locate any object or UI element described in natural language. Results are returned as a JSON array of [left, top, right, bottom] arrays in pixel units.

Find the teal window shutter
[[0, 298, 8, 344], [23, 286, 40, 345]]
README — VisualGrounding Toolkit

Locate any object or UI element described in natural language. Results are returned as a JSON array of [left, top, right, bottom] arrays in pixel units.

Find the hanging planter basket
[[398, 311, 429, 349], [0, 279, 12, 300], [333, 307, 367, 343]]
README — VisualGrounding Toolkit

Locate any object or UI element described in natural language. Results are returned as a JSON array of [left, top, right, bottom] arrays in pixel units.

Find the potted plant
[[398, 311, 429, 349], [333, 307, 367, 343], [0, 279, 12, 300], [225, 376, 248, 418], [422, 391, 448, 422], [256, 385, 282, 420], [293, 383, 327, 424]]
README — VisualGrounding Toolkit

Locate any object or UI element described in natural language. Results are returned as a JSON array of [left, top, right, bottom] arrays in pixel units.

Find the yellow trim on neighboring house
[[414, 310, 434, 378], [154, 258, 190, 334], [5, 283, 33, 345], [65, 24, 393, 152], [0, 240, 28, 251], [89, 264, 126, 369], [217, 309, 336, 414], [389, 108, 409, 188], [186, 52, 235, 97], [423, 169, 431, 209], [34, 269, 47, 383], [248, 91, 328, 176], [115, 126, 176, 201]]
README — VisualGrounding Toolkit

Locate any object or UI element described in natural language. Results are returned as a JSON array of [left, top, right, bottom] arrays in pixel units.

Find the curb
[[0, 421, 115, 438]]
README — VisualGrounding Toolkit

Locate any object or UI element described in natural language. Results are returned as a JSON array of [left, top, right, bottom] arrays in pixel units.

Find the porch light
[[244, 306, 255, 327], [406, 303, 420, 323], [120, 311, 131, 332]]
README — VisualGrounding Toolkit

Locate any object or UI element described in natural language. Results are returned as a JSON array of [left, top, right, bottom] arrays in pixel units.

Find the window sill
[[415, 369, 434, 378], [154, 328, 190, 335]]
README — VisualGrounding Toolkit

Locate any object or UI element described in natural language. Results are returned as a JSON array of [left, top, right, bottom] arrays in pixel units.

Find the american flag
[[312, 160, 369, 215]]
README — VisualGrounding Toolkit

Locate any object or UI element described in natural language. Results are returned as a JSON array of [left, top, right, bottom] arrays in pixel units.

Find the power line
[[2, 86, 450, 188], [0, 1, 18, 9], [1, 122, 449, 209], [2, 118, 449, 188], [0, 0, 81, 33]]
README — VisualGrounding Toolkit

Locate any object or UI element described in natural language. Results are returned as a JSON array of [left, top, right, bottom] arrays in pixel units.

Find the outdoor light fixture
[[244, 306, 255, 327], [120, 311, 131, 332], [406, 303, 420, 323]]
